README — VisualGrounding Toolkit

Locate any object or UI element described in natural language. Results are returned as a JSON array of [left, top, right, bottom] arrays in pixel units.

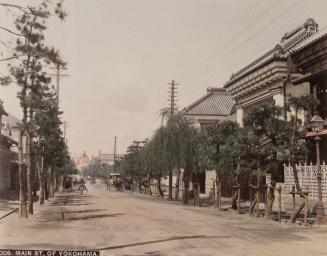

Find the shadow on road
[[37, 213, 124, 222], [97, 235, 230, 251], [63, 209, 108, 214], [63, 213, 124, 221]]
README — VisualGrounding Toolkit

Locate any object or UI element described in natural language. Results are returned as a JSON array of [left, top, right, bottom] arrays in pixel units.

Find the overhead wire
[[191, 0, 310, 87]]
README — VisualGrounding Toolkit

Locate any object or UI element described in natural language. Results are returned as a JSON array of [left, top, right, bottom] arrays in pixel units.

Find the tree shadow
[[64, 213, 124, 221], [37, 213, 124, 222], [63, 209, 107, 214], [97, 235, 230, 251]]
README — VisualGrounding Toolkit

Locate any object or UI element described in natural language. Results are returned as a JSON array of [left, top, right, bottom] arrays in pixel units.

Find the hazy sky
[[1, 0, 327, 158]]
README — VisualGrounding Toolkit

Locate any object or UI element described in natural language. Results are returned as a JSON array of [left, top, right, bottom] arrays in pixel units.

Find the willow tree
[[143, 128, 169, 197], [164, 113, 190, 200], [0, 1, 66, 217]]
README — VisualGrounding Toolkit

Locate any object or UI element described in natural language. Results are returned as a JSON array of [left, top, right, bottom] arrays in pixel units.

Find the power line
[[113, 136, 118, 171], [191, 0, 309, 87]]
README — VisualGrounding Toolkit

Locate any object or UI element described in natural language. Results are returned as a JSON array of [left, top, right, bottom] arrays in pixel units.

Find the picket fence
[[284, 162, 327, 199]]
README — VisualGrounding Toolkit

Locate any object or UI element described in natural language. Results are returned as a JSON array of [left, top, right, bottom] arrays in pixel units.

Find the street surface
[[0, 181, 326, 256]]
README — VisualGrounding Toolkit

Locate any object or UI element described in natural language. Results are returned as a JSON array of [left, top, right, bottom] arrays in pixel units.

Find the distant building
[[95, 152, 124, 166], [75, 151, 90, 171]]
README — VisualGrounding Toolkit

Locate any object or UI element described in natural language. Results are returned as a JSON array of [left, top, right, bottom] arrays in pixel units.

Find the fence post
[[256, 187, 259, 217], [277, 185, 282, 223], [237, 185, 241, 213], [292, 185, 295, 210], [212, 180, 216, 205], [256, 176, 260, 217], [304, 185, 309, 226]]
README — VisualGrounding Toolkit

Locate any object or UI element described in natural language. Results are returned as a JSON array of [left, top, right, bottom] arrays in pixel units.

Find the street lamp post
[[310, 112, 326, 224]]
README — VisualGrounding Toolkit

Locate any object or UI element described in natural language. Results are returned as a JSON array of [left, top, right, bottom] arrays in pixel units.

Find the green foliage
[[244, 104, 306, 179], [1, 1, 72, 174]]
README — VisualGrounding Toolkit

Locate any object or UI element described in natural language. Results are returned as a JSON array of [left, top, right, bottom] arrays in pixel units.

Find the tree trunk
[[264, 183, 276, 221], [231, 173, 239, 210], [231, 190, 238, 210], [290, 201, 305, 223], [290, 163, 304, 222], [250, 197, 257, 214], [18, 132, 28, 218], [44, 170, 49, 200], [183, 174, 189, 204], [174, 168, 181, 201], [26, 133, 33, 214], [38, 155, 45, 204], [48, 166, 55, 198], [193, 172, 200, 207], [168, 169, 173, 200], [215, 173, 222, 209], [157, 177, 164, 198]]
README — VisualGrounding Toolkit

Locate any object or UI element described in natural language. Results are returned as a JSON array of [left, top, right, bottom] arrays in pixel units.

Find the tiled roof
[[1, 113, 21, 143], [225, 18, 319, 87], [289, 25, 327, 54], [183, 88, 235, 116]]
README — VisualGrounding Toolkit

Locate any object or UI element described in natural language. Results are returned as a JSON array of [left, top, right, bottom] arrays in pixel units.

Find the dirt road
[[0, 181, 326, 256]]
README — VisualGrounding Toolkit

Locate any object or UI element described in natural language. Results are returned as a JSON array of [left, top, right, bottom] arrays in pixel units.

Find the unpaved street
[[0, 181, 326, 256]]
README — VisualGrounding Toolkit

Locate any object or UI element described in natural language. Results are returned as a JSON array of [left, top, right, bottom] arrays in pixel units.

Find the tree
[[245, 104, 297, 220], [208, 121, 257, 210], [0, 0, 66, 217], [287, 95, 316, 222], [164, 113, 190, 200]]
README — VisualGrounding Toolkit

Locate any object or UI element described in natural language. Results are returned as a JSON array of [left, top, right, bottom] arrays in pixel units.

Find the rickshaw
[[63, 176, 73, 191]]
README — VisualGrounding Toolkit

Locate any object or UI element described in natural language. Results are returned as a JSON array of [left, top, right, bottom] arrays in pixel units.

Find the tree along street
[[1, 181, 326, 256]]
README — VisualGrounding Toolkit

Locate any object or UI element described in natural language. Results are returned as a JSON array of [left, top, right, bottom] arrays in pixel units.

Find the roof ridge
[[183, 91, 213, 113], [226, 18, 319, 86]]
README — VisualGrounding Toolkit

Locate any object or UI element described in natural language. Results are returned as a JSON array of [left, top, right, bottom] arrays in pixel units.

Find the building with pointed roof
[[75, 151, 90, 171]]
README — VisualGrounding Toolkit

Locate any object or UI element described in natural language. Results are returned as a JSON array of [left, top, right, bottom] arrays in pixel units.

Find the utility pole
[[63, 121, 67, 143], [168, 80, 178, 118], [63, 121, 69, 144], [113, 136, 117, 171], [168, 80, 178, 201], [50, 63, 68, 100]]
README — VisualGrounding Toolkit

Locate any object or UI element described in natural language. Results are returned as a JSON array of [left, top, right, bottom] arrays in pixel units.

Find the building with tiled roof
[[289, 23, 327, 162], [183, 87, 235, 127], [224, 18, 320, 127]]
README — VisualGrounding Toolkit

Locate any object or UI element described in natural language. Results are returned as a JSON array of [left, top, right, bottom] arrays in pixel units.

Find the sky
[[1, 0, 327, 158]]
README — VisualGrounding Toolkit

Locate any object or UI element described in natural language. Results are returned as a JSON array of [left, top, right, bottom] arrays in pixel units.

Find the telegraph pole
[[113, 136, 117, 171], [168, 80, 178, 201], [168, 80, 178, 118], [50, 63, 68, 100], [63, 121, 67, 143]]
